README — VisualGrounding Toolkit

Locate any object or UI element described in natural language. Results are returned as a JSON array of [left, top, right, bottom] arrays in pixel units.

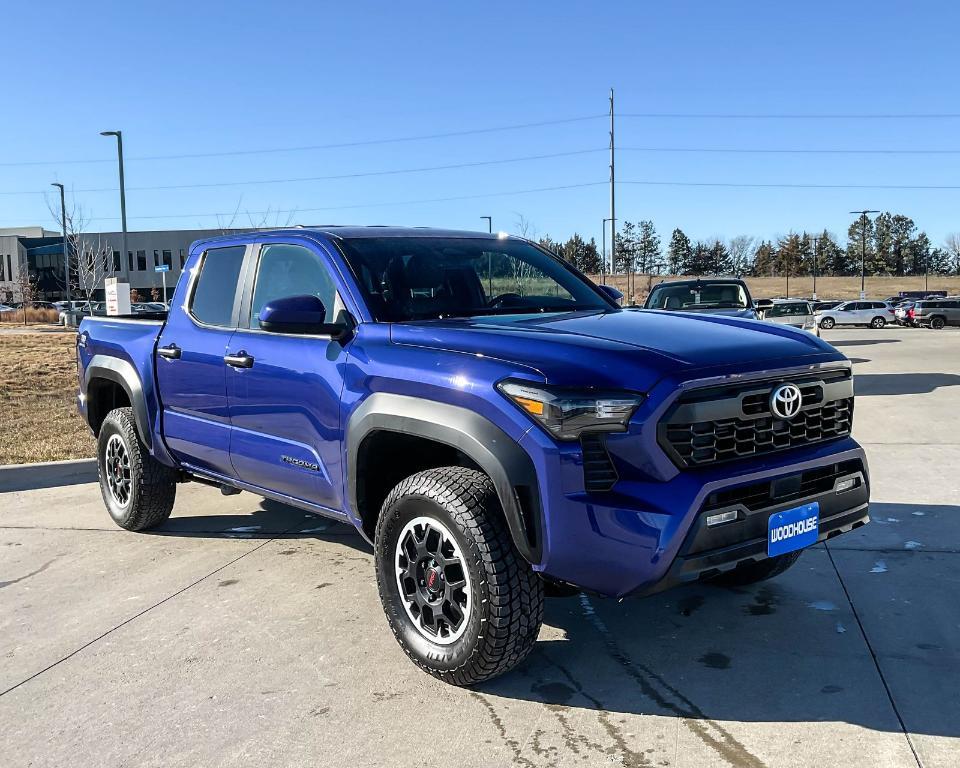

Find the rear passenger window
[[250, 243, 337, 329], [189, 245, 246, 327]]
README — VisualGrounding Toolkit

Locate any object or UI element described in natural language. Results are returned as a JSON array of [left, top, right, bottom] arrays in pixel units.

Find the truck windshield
[[337, 237, 611, 321], [646, 283, 749, 310]]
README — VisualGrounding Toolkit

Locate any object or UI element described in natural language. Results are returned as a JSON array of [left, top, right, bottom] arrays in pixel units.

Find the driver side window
[[250, 243, 337, 329]]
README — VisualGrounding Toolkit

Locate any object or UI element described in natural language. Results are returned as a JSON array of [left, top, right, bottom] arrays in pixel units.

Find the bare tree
[[73, 234, 115, 311], [12, 267, 38, 326], [944, 233, 960, 275], [728, 235, 755, 277], [45, 195, 115, 305]]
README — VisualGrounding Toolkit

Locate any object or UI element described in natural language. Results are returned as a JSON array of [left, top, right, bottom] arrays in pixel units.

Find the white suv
[[817, 300, 895, 329]]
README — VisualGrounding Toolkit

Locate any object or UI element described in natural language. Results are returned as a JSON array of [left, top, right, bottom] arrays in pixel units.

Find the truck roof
[[191, 226, 504, 250]]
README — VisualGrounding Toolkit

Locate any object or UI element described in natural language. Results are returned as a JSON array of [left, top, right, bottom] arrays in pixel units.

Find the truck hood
[[389, 309, 843, 392]]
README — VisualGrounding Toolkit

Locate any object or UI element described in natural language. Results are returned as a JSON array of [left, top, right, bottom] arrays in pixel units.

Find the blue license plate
[[767, 502, 820, 557]]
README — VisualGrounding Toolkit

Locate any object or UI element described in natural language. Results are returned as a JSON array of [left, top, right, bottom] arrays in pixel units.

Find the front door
[[155, 244, 247, 477], [225, 241, 349, 513]]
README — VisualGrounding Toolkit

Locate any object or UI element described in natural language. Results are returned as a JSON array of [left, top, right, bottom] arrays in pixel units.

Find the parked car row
[[639, 279, 957, 333]]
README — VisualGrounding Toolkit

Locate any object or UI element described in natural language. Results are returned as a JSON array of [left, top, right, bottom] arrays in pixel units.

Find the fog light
[[836, 477, 858, 493], [706, 510, 738, 527]]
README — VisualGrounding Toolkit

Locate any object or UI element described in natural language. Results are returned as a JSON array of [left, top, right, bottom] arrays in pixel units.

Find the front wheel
[[871, 316, 886, 329], [375, 467, 544, 686], [819, 316, 835, 329], [97, 407, 177, 531]]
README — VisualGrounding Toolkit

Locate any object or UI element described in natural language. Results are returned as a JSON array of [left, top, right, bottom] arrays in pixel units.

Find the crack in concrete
[[579, 595, 767, 768], [0, 558, 56, 589]]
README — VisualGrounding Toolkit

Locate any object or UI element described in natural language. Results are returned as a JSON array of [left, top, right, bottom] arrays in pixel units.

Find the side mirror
[[597, 284, 623, 305], [755, 298, 774, 311], [258, 295, 350, 338]]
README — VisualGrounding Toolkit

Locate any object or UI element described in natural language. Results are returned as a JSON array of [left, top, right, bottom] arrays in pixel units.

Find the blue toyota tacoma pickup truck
[[77, 227, 869, 685]]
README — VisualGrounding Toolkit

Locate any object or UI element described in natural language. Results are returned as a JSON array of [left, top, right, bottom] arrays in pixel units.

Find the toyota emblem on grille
[[770, 383, 802, 419]]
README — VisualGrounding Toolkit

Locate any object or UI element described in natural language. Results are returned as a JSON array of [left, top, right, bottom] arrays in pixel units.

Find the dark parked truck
[[77, 228, 870, 685]]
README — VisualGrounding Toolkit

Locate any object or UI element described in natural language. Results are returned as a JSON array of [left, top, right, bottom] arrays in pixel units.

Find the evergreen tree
[[928, 247, 952, 274], [636, 220, 661, 274], [888, 214, 917, 276], [614, 221, 637, 273], [776, 233, 808, 277], [813, 230, 848, 275], [708, 239, 732, 275], [686, 241, 713, 275], [907, 231, 930, 276], [847, 216, 877, 277], [752, 240, 776, 275], [667, 228, 692, 275]]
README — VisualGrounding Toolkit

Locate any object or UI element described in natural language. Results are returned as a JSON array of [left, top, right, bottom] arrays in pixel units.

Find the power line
[[0, 149, 606, 196], [620, 180, 960, 190], [56, 181, 609, 223], [621, 146, 960, 155], [620, 112, 960, 119], [0, 114, 606, 168]]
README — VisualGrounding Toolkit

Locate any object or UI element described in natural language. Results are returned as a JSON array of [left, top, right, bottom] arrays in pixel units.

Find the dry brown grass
[[590, 273, 960, 304], [0, 330, 94, 464], [0, 308, 61, 324]]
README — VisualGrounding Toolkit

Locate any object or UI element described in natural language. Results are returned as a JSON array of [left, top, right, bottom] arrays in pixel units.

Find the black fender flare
[[83, 355, 153, 448], [347, 393, 543, 564]]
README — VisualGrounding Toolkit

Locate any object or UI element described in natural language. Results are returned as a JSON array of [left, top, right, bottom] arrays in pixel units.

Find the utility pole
[[602, 217, 613, 285], [101, 131, 129, 282], [809, 235, 821, 300], [480, 216, 493, 295], [609, 88, 618, 299], [849, 209, 879, 298], [51, 183, 70, 305]]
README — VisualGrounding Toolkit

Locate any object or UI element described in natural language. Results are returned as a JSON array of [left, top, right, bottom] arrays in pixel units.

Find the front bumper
[[523, 430, 869, 597]]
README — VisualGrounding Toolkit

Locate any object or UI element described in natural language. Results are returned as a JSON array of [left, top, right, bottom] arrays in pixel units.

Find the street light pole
[[849, 209, 879, 298], [51, 183, 70, 305], [480, 216, 493, 295], [809, 235, 821, 300], [101, 131, 128, 281]]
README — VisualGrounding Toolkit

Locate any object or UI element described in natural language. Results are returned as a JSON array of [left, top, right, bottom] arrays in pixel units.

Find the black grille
[[659, 371, 854, 468], [581, 434, 618, 492]]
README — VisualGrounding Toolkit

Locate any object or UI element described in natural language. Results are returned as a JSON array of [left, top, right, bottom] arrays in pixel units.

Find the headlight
[[497, 379, 643, 440]]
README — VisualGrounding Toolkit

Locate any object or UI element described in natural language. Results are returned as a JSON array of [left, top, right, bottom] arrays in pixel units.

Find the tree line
[[533, 212, 960, 277]]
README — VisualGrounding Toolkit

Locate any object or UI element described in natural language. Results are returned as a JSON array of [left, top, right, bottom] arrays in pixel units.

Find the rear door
[[224, 239, 351, 512], [155, 244, 247, 477]]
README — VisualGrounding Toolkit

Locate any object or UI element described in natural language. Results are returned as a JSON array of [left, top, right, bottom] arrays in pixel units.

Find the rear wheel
[[819, 316, 835, 329], [97, 407, 176, 531], [870, 316, 886, 329], [375, 467, 544, 686], [711, 551, 804, 586], [931, 316, 946, 330]]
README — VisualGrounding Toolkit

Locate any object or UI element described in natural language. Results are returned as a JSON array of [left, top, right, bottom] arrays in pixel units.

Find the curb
[[0, 458, 98, 493]]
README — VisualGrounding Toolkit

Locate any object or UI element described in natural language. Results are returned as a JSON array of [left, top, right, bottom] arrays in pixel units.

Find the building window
[[0, 255, 5, 281], [137, 250, 147, 271], [128, 251, 134, 272], [153, 249, 160, 269], [179, 249, 186, 269], [162, 249, 172, 269], [6, 254, 11, 281], [113, 250, 121, 272]]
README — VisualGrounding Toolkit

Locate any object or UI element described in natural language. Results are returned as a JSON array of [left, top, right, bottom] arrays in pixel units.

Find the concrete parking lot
[[1, 326, 958, 767]]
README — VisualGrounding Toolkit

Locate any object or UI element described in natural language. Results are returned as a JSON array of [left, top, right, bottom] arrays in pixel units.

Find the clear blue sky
[[3, 1, 959, 249]]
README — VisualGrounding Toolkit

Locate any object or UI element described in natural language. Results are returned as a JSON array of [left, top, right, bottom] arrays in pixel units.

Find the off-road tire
[[871, 316, 886, 329], [930, 316, 946, 330], [819, 317, 835, 330], [711, 550, 804, 586], [375, 467, 544, 686], [97, 407, 176, 531]]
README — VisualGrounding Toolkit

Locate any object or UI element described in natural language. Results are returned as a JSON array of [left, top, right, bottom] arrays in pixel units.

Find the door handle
[[224, 352, 254, 368], [157, 343, 181, 360]]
